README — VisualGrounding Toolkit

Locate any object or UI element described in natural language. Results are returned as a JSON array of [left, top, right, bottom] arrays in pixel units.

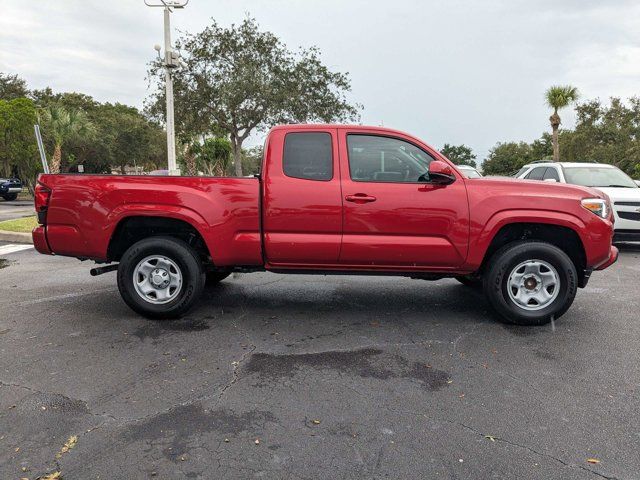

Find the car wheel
[[205, 271, 231, 286], [117, 236, 205, 319], [2, 193, 18, 201], [455, 274, 482, 288], [483, 241, 577, 326]]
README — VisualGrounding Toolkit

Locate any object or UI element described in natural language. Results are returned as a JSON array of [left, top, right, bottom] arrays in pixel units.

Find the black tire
[[117, 236, 205, 319], [455, 274, 482, 288], [2, 193, 18, 201], [206, 271, 231, 286], [483, 241, 577, 326]]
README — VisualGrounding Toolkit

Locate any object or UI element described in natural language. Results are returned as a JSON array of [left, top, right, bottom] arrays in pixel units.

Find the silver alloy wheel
[[133, 255, 183, 305], [507, 259, 560, 311]]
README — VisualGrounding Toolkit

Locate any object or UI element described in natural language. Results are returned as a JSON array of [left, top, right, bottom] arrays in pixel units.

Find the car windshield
[[460, 168, 481, 178], [563, 166, 638, 188]]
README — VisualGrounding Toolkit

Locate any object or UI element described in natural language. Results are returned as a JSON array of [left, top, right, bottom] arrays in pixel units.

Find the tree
[[193, 137, 232, 176], [39, 105, 94, 173], [0, 73, 29, 100], [147, 17, 360, 176], [545, 85, 579, 161], [557, 97, 640, 176], [482, 141, 533, 176], [0, 98, 38, 189], [440, 143, 476, 167]]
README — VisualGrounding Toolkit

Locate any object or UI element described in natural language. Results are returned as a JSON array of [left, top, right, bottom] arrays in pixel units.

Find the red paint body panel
[[32, 226, 51, 255], [33, 124, 616, 276], [262, 127, 343, 264], [36, 175, 262, 265], [336, 127, 469, 267]]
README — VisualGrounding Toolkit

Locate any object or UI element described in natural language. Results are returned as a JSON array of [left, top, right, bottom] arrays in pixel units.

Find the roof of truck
[[269, 124, 410, 135]]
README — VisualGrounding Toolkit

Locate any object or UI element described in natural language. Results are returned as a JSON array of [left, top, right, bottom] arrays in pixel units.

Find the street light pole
[[163, 6, 177, 175], [146, 0, 188, 175]]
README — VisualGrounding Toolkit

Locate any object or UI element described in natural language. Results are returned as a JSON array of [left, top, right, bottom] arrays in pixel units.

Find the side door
[[338, 129, 469, 267], [262, 128, 343, 265]]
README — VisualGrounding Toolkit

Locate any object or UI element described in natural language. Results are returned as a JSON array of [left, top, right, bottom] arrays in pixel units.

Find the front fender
[[466, 209, 587, 269]]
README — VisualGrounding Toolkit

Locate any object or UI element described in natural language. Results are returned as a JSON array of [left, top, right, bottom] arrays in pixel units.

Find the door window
[[542, 167, 560, 181], [283, 132, 333, 181], [525, 166, 546, 180], [347, 135, 435, 183]]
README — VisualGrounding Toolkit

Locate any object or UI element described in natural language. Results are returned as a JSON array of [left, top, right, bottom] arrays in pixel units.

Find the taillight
[[34, 183, 51, 224]]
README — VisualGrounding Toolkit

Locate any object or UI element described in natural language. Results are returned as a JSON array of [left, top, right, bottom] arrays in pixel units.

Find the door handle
[[345, 193, 377, 203]]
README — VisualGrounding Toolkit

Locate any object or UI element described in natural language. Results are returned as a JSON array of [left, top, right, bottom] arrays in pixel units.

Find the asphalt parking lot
[[0, 243, 639, 479], [0, 200, 34, 222]]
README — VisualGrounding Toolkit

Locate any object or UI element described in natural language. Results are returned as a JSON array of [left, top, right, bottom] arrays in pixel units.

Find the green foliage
[[37, 97, 165, 174], [146, 16, 360, 176], [483, 97, 640, 178], [193, 137, 233, 176], [39, 104, 94, 147], [440, 143, 476, 167], [545, 85, 580, 112], [0, 73, 29, 100], [558, 97, 640, 176], [242, 145, 263, 176], [0, 98, 39, 192], [482, 141, 534, 176]]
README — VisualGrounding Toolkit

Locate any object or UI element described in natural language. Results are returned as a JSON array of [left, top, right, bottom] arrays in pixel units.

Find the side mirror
[[428, 161, 456, 185]]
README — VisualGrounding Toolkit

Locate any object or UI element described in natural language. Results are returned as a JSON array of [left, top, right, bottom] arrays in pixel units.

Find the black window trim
[[345, 132, 443, 185], [282, 131, 334, 182]]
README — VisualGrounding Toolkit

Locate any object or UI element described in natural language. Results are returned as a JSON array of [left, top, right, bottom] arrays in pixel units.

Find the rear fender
[[104, 204, 214, 260]]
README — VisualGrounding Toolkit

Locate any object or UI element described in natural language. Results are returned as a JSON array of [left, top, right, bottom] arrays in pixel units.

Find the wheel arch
[[477, 221, 587, 286], [107, 215, 212, 264]]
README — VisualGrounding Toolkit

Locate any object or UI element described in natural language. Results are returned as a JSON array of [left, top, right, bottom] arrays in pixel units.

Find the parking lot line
[[0, 244, 34, 255]]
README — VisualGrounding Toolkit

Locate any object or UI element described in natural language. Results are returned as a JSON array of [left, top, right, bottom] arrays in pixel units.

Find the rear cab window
[[283, 132, 333, 181]]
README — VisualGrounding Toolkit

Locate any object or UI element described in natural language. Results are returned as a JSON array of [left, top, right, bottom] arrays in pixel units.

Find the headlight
[[581, 198, 608, 218]]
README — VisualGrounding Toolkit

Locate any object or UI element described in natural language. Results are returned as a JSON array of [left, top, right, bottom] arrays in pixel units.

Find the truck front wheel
[[117, 236, 205, 319], [483, 241, 577, 326]]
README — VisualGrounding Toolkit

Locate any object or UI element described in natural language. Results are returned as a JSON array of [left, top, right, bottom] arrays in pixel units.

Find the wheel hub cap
[[133, 255, 182, 305], [507, 259, 560, 311]]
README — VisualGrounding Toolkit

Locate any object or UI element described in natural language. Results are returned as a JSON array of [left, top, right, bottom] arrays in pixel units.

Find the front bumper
[[595, 245, 618, 271], [6, 187, 22, 193]]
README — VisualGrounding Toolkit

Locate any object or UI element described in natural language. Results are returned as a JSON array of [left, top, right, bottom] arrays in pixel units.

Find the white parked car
[[456, 165, 482, 178], [515, 162, 640, 242]]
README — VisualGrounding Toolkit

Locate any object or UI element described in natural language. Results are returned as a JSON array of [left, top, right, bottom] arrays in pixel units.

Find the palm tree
[[40, 105, 93, 173], [545, 85, 579, 162]]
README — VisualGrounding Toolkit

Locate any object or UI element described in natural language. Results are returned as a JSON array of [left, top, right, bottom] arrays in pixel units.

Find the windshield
[[460, 168, 481, 178], [563, 166, 638, 188]]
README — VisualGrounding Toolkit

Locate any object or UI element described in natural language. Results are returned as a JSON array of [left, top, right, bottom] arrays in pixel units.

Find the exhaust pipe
[[90, 264, 119, 276]]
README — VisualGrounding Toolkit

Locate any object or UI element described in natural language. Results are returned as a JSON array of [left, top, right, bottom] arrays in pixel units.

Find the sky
[[1, 0, 639, 161]]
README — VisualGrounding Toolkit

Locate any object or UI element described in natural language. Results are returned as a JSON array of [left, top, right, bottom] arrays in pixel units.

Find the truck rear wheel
[[117, 236, 205, 319], [483, 241, 577, 326]]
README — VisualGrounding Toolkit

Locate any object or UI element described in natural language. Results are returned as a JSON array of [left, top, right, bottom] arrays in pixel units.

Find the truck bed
[[36, 174, 263, 266]]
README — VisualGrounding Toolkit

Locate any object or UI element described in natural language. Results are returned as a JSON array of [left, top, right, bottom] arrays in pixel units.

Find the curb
[[0, 230, 33, 244]]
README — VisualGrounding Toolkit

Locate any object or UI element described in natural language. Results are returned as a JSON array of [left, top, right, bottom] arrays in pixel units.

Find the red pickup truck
[[32, 124, 618, 325]]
